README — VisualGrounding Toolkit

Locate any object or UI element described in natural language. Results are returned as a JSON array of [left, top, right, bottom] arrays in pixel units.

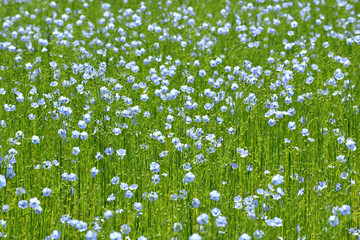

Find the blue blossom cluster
[[0, 0, 359, 239]]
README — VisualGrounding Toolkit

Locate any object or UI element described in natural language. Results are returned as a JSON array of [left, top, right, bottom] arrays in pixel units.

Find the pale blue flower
[[173, 222, 183, 232], [288, 122, 296, 130], [18, 200, 28, 209], [239, 233, 251, 240], [329, 215, 339, 227], [184, 172, 195, 183], [272, 174, 284, 186], [0, 175, 6, 189], [104, 210, 113, 219], [50, 230, 61, 239], [210, 190, 221, 201], [32, 136, 40, 144], [196, 213, 209, 225], [189, 233, 202, 240], [110, 231, 122, 240], [215, 216, 227, 228]]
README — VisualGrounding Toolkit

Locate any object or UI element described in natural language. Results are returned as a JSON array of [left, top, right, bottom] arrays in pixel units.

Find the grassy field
[[0, 0, 360, 239]]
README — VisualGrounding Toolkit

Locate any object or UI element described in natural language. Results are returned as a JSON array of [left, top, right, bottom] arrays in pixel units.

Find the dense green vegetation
[[0, 0, 359, 239]]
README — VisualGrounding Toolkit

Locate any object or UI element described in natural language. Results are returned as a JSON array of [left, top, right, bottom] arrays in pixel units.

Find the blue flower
[[254, 230, 264, 239], [90, 167, 99, 177], [0, 175, 6, 189], [116, 149, 126, 158], [301, 129, 309, 136], [50, 230, 61, 240], [268, 119, 276, 126], [152, 174, 160, 184], [134, 202, 142, 211], [189, 233, 202, 240], [288, 121, 296, 130], [196, 213, 209, 225], [340, 205, 351, 215], [266, 217, 283, 227], [105, 147, 114, 155], [345, 138, 356, 151], [329, 215, 339, 227], [125, 190, 133, 199], [121, 224, 131, 235], [85, 230, 97, 240], [173, 223, 183, 232], [18, 200, 28, 209], [104, 210, 113, 219], [215, 216, 227, 228], [72, 147, 80, 155], [150, 162, 160, 173], [111, 177, 119, 185], [192, 198, 200, 208], [29, 197, 40, 209], [211, 207, 221, 217], [272, 174, 284, 186], [32, 136, 40, 144], [78, 120, 87, 129], [184, 172, 195, 183], [110, 231, 122, 240], [107, 194, 116, 202], [58, 129, 66, 138], [210, 190, 221, 201], [35, 206, 42, 214], [239, 233, 251, 240], [336, 155, 346, 163], [2, 205, 10, 213]]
